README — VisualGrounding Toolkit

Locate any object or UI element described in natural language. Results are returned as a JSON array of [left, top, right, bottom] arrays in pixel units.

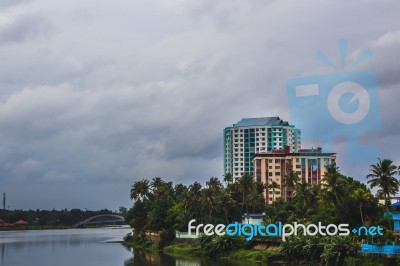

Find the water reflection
[[124, 249, 263, 266], [1, 229, 266, 266], [0, 228, 133, 266]]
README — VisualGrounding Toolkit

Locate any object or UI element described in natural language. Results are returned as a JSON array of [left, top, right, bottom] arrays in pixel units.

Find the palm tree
[[366, 158, 399, 209], [351, 188, 372, 224], [293, 182, 310, 207], [267, 181, 280, 216], [322, 165, 348, 221], [187, 182, 202, 221], [151, 177, 163, 189], [200, 188, 217, 223], [206, 177, 222, 191], [189, 182, 202, 196], [268, 181, 280, 203], [217, 190, 237, 223], [237, 173, 256, 218], [130, 179, 150, 201], [223, 173, 233, 186], [285, 170, 300, 202], [293, 182, 319, 220]]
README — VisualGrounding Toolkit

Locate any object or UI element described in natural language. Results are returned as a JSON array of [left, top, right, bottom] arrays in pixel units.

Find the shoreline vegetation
[[125, 158, 400, 265], [163, 244, 282, 263]]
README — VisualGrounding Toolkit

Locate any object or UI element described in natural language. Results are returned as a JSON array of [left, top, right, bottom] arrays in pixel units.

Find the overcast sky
[[1, 0, 399, 210]]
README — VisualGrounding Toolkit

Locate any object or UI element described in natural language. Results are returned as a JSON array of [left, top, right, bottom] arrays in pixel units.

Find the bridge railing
[[71, 215, 126, 228]]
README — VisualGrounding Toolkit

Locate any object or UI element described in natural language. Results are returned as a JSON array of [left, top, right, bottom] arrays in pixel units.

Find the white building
[[224, 117, 301, 180]]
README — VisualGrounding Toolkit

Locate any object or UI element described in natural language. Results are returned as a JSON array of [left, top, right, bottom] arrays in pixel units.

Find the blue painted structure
[[389, 202, 400, 232], [360, 204, 400, 255], [392, 213, 400, 232], [361, 243, 400, 255]]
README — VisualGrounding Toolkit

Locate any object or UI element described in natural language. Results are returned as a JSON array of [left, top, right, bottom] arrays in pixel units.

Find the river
[[0, 228, 262, 266]]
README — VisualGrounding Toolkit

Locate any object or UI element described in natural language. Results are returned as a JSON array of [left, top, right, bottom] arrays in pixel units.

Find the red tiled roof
[[14, 220, 28, 225]]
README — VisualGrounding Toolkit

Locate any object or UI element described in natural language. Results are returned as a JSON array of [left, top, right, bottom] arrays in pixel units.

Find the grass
[[163, 244, 283, 263]]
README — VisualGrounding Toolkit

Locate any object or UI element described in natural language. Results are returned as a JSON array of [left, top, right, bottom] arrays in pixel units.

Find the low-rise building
[[253, 146, 335, 204]]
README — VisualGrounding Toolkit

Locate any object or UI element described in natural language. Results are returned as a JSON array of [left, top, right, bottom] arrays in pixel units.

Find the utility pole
[[3, 192, 5, 210]]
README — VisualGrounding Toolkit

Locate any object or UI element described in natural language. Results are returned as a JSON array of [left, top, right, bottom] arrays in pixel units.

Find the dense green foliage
[[127, 158, 400, 262], [200, 234, 246, 257], [281, 235, 357, 265], [127, 174, 266, 246]]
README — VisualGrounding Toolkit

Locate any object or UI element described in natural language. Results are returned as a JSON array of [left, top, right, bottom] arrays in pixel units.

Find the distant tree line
[[0, 207, 127, 226]]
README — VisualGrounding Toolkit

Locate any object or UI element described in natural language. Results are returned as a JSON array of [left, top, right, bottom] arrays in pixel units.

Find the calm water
[[0, 228, 261, 266], [0, 228, 133, 266]]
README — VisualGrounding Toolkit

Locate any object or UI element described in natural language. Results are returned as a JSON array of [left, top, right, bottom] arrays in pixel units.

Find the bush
[[320, 236, 357, 266], [200, 234, 246, 257], [123, 231, 155, 249], [280, 235, 308, 260], [281, 235, 356, 265]]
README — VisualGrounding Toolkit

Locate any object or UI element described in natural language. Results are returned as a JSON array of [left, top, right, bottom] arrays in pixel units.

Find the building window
[[275, 159, 281, 163], [276, 172, 281, 176], [268, 172, 273, 176]]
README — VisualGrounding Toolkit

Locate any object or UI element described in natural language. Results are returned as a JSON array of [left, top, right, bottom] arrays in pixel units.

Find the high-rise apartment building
[[224, 117, 301, 180], [253, 146, 336, 204]]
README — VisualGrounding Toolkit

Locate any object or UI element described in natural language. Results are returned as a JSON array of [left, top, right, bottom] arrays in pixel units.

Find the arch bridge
[[72, 214, 127, 228]]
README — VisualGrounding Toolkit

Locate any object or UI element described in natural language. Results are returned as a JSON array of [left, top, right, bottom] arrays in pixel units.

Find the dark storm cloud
[[1, 0, 399, 209]]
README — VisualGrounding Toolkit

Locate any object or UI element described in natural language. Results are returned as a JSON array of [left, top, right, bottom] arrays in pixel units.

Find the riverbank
[[162, 244, 399, 265], [163, 244, 283, 263]]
